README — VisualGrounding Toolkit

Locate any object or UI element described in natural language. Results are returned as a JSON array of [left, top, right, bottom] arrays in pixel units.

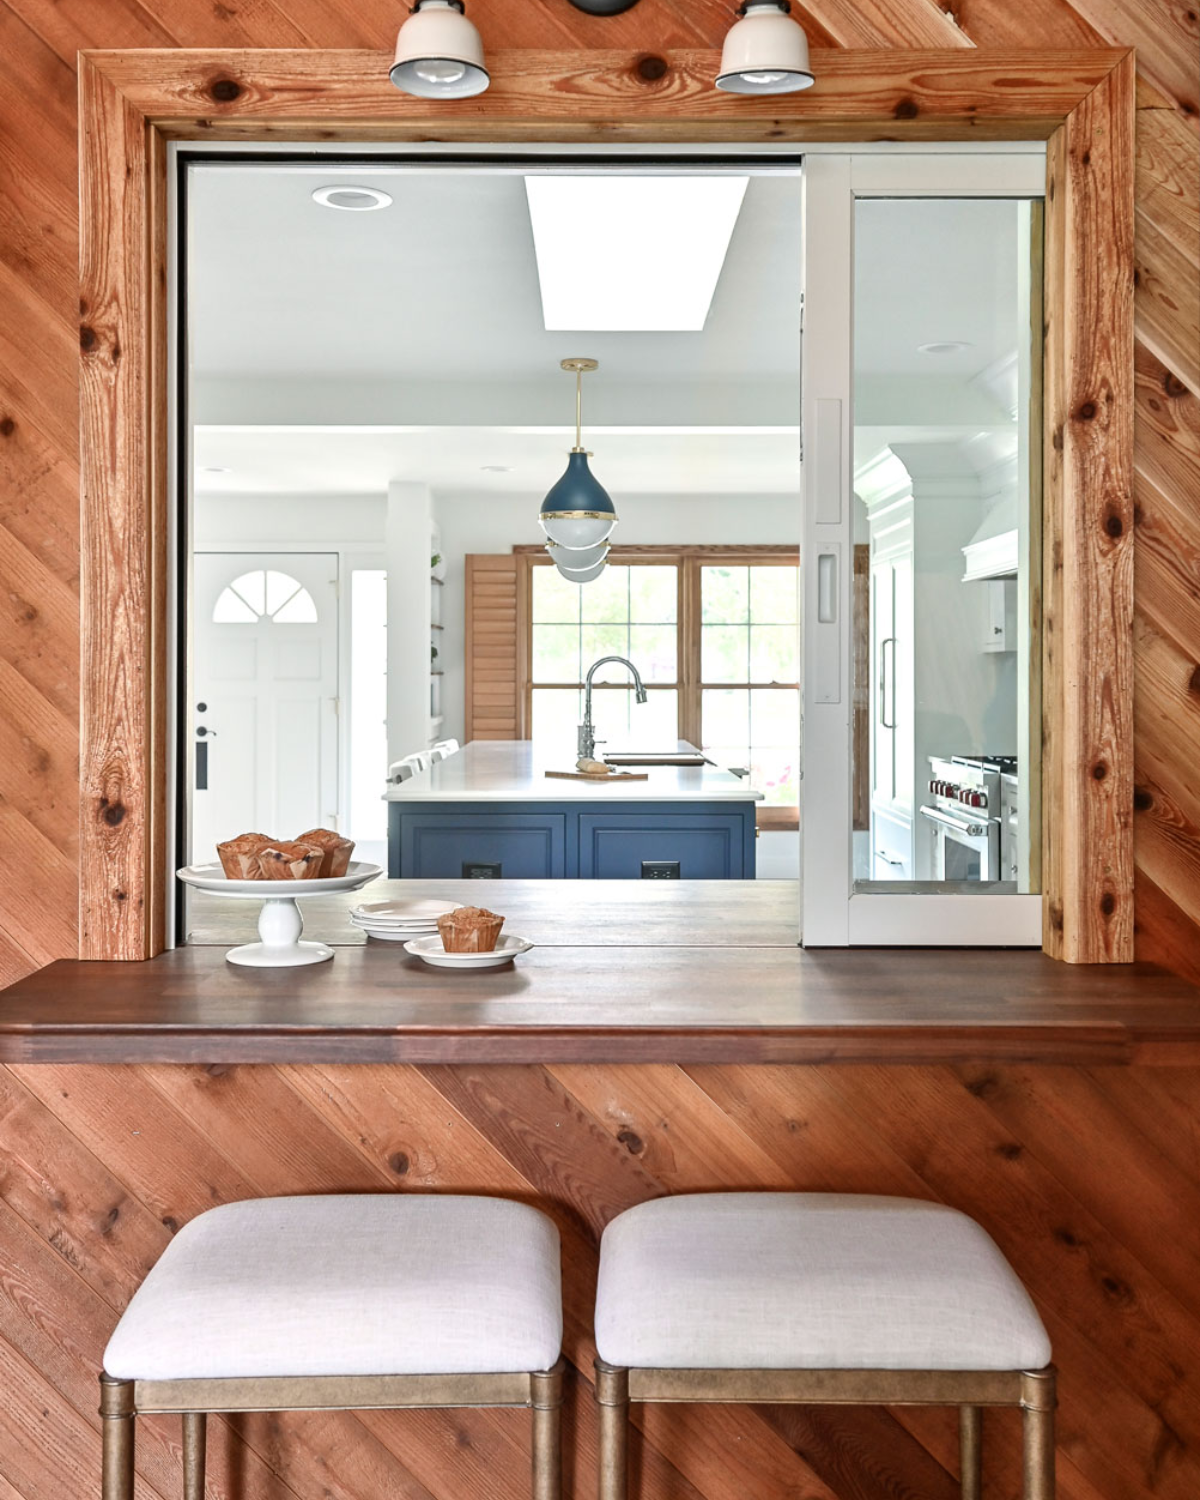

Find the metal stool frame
[[594, 1361, 1055, 1500], [102, 1360, 565, 1500]]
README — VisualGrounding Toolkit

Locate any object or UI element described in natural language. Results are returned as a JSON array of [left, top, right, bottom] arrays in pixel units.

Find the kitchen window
[[521, 546, 799, 826]]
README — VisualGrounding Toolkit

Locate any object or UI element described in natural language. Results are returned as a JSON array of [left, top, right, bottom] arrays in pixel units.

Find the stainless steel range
[[920, 755, 1018, 884]]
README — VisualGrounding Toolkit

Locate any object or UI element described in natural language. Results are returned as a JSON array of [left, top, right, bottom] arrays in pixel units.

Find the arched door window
[[212, 569, 318, 624]]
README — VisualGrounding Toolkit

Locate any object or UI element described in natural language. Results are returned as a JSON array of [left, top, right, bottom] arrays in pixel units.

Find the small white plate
[[357, 925, 439, 942], [404, 934, 534, 969], [353, 899, 463, 923]]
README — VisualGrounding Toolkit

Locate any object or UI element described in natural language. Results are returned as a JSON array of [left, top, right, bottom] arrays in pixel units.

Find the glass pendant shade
[[540, 452, 617, 549], [390, 0, 490, 99], [716, 1, 814, 94], [557, 557, 607, 584], [546, 539, 610, 570]]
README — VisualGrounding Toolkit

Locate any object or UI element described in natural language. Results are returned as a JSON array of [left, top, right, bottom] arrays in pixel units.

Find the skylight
[[525, 175, 749, 332]]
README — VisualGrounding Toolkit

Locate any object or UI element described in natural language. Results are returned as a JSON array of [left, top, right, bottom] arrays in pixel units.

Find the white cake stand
[[178, 860, 383, 967]]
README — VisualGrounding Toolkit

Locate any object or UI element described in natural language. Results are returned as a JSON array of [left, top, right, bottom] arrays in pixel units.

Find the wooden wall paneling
[[1059, 0, 1200, 119], [3, 1060, 1199, 1500], [1134, 105, 1200, 264]]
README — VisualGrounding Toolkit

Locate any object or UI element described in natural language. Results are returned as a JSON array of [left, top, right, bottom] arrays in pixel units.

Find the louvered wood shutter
[[464, 554, 523, 741]]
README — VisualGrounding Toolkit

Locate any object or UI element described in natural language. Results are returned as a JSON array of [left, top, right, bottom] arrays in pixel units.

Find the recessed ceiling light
[[312, 185, 393, 212], [917, 340, 973, 355], [481, 464, 512, 473], [525, 175, 748, 331]]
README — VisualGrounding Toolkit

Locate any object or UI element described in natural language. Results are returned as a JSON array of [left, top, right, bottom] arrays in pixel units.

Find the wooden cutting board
[[544, 769, 650, 782]]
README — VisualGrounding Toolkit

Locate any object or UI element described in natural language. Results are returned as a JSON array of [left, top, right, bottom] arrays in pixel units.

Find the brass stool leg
[[959, 1406, 982, 1500], [531, 1359, 565, 1500], [100, 1376, 135, 1500], [1021, 1368, 1056, 1500], [594, 1360, 629, 1500], [182, 1412, 206, 1500]]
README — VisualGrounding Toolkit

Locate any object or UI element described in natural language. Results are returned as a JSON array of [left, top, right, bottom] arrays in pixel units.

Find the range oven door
[[919, 805, 1000, 882]]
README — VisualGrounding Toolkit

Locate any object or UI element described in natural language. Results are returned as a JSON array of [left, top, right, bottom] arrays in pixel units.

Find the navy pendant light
[[540, 358, 617, 560]]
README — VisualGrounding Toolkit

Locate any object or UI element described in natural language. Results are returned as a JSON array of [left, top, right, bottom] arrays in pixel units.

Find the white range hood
[[962, 491, 1018, 581]]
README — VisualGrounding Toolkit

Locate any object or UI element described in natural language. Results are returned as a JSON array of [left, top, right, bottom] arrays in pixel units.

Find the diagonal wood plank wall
[[0, 0, 1196, 986], [0, 6, 1196, 1499], [0, 1060, 1197, 1500]]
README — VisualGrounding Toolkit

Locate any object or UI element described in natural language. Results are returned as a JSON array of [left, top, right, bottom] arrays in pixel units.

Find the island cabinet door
[[579, 811, 754, 880], [394, 810, 569, 878]]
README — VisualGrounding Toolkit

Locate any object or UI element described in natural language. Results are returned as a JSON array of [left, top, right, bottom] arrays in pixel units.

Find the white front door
[[190, 553, 339, 862]]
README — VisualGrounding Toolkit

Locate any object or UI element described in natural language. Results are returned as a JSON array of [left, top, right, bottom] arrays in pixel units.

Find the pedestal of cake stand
[[225, 894, 334, 967]]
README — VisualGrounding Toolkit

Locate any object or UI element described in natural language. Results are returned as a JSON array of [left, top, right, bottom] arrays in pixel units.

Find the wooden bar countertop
[[2, 882, 1198, 1066]]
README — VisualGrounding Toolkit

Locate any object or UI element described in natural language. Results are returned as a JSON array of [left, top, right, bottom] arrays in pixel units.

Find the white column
[[386, 480, 433, 765]]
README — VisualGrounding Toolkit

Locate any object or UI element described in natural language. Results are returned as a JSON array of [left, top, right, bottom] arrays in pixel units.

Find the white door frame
[[799, 152, 1045, 947]]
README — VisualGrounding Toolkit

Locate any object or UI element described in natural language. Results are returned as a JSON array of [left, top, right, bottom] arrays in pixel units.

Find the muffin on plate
[[295, 827, 356, 879], [216, 833, 274, 880], [437, 906, 505, 953], [257, 841, 325, 880]]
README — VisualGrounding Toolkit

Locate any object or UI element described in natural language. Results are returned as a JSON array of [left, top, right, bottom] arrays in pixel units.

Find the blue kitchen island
[[386, 741, 763, 880]]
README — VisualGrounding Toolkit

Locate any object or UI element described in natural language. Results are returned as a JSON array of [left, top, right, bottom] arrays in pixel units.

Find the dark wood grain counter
[[3, 878, 1198, 1064]]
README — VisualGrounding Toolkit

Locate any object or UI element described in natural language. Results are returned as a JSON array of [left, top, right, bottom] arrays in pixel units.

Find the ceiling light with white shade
[[546, 540, 610, 572], [556, 556, 608, 584], [390, 0, 490, 99], [540, 358, 617, 564], [716, 1, 814, 95]]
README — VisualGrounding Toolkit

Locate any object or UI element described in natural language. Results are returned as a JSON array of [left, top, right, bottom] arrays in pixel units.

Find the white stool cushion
[[104, 1195, 562, 1380], [595, 1194, 1051, 1372]]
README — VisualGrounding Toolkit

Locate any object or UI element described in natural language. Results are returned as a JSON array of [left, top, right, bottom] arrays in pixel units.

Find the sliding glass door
[[801, 152, 1045, 945]]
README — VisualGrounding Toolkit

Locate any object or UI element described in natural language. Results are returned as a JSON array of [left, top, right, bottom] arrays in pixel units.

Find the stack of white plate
[[350, 898, 463, 943]]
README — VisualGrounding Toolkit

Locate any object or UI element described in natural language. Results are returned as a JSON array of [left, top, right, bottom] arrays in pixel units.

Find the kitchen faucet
[[578, 656, 647, 763]]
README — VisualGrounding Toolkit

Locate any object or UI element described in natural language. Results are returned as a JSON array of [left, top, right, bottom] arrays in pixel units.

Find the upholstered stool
[[100, 1195, 564, 1500], [593, 1193, 1054, 1500]]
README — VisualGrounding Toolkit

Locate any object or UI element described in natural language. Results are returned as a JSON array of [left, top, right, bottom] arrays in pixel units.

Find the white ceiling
[[854, 197, 1023, 378], [194, 425, 801, 497], [188, 163, 1024, 499], [187, 164, 804, 385]]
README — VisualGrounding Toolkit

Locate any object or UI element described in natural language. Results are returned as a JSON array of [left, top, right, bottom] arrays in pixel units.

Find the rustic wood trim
[[1041, 54, 1136, 961], [79, 48, 1127, 143], [78, 55, 169, 961], [77, 45, 1136, 961]]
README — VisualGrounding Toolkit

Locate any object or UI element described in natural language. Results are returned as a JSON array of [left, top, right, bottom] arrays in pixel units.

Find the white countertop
[[385, 741, 763, 804]]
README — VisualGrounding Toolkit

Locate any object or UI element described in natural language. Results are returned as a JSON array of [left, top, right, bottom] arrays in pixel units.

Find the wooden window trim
[[78, 46, 1134, 961], [519, 545, 799, 750]]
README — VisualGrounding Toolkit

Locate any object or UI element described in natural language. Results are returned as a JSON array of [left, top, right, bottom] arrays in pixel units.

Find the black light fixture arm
[[567, 0, 642, 14]]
